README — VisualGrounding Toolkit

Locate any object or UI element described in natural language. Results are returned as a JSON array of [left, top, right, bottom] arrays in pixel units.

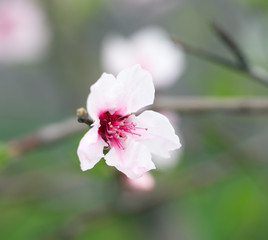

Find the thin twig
[[211, 21, 249, 70], [172, 37, 268, 87]]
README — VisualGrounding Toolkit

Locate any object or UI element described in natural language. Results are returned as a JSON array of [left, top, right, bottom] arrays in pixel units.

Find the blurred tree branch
[[154, 97, 268, 113], [2, 96, 268, 161], [172, 22, 268, 87], [5, 118, 87, 158]]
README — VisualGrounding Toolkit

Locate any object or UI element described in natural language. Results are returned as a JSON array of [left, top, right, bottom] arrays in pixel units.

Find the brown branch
[[211, 21, 249, 70], [7, 118, 87, 157], [3, 97, 268, 158], [77, 108, 92, 126], [172, 37, 268, 88], [154, 96, 268, 113]]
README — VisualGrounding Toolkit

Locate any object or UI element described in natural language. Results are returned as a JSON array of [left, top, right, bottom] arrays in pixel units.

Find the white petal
[[87, 73, 119, 120], [105, 139, 155, 179], [87, 65, 154, 120], [153, 111, 183, 169], [153, 148, 183, 169], [134, 110, 181, 158], [116, 64, 155, 113], [77, 124, 107, 171]]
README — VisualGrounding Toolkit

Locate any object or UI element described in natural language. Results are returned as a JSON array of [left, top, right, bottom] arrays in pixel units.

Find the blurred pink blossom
[[101, 27, 185, 89], [122, 172, 155, 192], [0, 0, 51, 64], [77, 65, 181, 179]]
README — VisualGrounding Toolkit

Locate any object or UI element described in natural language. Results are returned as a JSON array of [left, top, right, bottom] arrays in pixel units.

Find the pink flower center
[[98, 111, 146, 150]]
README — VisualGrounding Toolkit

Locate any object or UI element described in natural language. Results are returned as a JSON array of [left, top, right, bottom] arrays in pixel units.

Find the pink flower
[[77, 65, 181, 179], [0, 0, 51, 64], [101, 27, 185, 89], [122, 172, 155, 192]]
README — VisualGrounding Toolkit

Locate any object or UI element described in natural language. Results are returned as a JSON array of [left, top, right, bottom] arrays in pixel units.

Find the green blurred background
[[1, 0, 268, 239]]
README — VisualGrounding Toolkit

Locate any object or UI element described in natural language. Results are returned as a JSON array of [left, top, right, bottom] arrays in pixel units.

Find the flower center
[[98, 111, 146, 150]]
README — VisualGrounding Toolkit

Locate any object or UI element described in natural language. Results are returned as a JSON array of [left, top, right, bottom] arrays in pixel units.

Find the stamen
[[98, 111, 148, 150]]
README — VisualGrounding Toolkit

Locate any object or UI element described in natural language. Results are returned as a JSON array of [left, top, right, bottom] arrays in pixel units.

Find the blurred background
[[1, 0, 268, 239]]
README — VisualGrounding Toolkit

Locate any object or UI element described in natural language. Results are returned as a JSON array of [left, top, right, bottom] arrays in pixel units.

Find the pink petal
[[105, 139, 156, 179], [87, 73, 119, 120], [87, 65, 155, 119], [77, 124, 107, 171], [116, 64, 155, 113], [135, 110, 181, 158], [122, 172, 155, 192]]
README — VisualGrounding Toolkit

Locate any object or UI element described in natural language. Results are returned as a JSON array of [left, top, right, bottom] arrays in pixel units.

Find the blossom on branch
[[77, 65, 181, 179], [101, 27, 185, 89], [0, 0, 51, 64]]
